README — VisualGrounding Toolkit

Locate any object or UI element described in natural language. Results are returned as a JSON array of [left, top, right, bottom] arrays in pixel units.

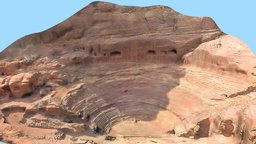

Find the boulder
[[9, 73, 34, 98], [0, 60, 23, 75], [0, 72, 48, 98]]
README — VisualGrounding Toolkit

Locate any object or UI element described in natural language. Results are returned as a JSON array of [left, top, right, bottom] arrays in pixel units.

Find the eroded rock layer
[[0, 1, 256, 144], [0, 1, 221, 64]]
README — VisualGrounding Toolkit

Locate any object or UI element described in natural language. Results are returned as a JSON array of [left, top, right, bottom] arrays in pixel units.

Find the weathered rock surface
[[0, 1, 255, 144], [0, 1, 221, 63], [0, 72, 47, 98], [9, 73, 35, 98], [183, 35, 256, 76]]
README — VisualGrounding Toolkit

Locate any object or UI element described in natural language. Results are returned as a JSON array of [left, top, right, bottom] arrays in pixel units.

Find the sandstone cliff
[[0, 2, 256, 144]]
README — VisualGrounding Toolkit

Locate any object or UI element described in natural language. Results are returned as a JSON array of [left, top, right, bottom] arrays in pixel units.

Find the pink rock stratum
[[0, 2, 256, 144]]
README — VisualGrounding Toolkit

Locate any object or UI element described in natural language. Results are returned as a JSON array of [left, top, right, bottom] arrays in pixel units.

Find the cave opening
[[86, 115, 91, 121], [169, 49, 177, 54], [147, 50, 156, 55], [110, 51, 121, 56], [95, 126, 103, 134]]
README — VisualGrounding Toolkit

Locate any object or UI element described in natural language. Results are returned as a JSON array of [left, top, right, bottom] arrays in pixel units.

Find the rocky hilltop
[[0, 2, 256, 144]]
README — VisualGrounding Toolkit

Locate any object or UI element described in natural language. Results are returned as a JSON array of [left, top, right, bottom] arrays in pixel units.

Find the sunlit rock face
[[0, 1, 221, 63], [0, 2, 256, 144]]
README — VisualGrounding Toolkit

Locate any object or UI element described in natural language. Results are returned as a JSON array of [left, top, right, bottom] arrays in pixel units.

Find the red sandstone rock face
[[9, 73, 34, 98], [0, 72, 47, 98], [183, 35, 256, 76], [0, 1, 221, 64], [0, 60, 22, 75], [0, 2, 255, 144]]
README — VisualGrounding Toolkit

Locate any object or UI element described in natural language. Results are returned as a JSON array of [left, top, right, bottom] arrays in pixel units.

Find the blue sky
[[0, 0, 255, 54]]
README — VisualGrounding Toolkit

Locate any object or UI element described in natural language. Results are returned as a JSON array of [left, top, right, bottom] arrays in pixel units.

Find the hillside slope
[[0, 2, 256, 144]]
